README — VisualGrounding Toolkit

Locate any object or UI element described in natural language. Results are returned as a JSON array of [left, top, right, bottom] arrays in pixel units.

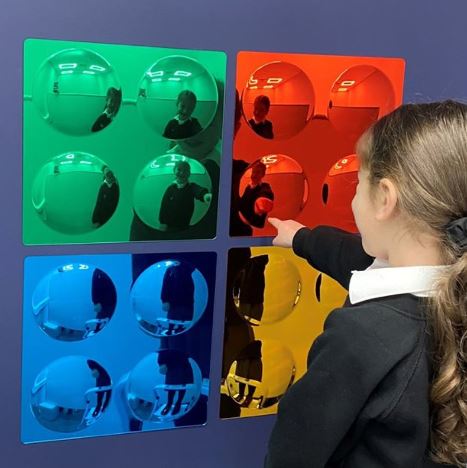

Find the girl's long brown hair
[[357, 101, 467, 466]]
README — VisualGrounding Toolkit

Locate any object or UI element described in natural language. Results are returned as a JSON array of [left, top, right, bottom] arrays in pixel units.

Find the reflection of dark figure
[[92, 166, 119, 227], [163, 90, 202, 140], [129, 418, 142, 431], [239, 161, 275, 228], [230, 159, 253, 236], [234, 255, 269, 324], [157, 350, 193, 416], [91, 87, 122, 132], [129, 158, 217, 241], [159, 161, 211, 232], [230, 90, 253, 236], [131, 252, 215, 426], [235, 340, 263, 407], [248, 95, 274, 139], [161, 262, 196, 335], [220, 248, 255, 418], [91, 268, 117, 332], [87, 360, 111, 417]]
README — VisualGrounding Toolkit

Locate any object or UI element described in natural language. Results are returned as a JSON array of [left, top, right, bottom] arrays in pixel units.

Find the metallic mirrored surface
[[233, 253, 301, 325], [125, 351, 202, 422], [31, 356, 112, 432], [238, 155, 308, 229], [137, 55, 218, 138], [242, 61, 315, 139], [32, 48, 121, 135], [328, 65, 395, 135], [226, 340, 295, 409], [32, 263, 116, 341], [32, 152, 119, 234], [131, 259, 208, 337], [133, 154, 212, 231]]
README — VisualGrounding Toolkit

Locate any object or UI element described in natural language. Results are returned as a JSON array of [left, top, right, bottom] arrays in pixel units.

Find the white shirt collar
[[349, 258, 448, 305]]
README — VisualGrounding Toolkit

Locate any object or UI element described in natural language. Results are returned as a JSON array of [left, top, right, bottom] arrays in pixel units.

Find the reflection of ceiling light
[[248, 77, 258, 85], [83, 70, 95, 75], [147, 70, 164, 78], [89, 65, 106, 72], [62, 264, 74, 271], [61, 70, 73, 75], [151, 78, 162, 82], [168, 77, 181, 81], [166, 162, 176, 167], [261, 155, 278, 165], [263, 85, 273, 89], [60, 161, 73, 165], [65, 154, 75, 159], [336, 79, 356, 92], [267, 77, 282, 84], [80, 161, 92, 165], [78, 264, 89, 270], [249, 86, 258, 90], [174, 70, 192, 77], [59, 63, 77, 70]]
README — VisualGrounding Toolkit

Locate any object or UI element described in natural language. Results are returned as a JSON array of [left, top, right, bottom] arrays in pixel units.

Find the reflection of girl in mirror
[[234, 340, 263, 407], [220, 248, 255, 418], [91, 87, 122, 132], [249, 95, 274, 139], [92, 166, 119, 228], [160, 262, 196, 336], [86, 360, 112, 417], [163, 90, 203, 142], [90, 268, 117, 333], [239, 161, 274, 228], [233, 255, 269, 325], [157, 350, 193, 416], [159, 161, 212, 232], [230, 90, 254, 236], [130, 81, 222, 241]]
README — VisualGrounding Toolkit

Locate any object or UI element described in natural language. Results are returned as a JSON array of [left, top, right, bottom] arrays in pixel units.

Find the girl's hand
[[268, 217, 306, 248]]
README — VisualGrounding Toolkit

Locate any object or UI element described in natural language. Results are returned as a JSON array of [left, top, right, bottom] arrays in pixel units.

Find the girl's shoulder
[[322, 296, 427, 360]]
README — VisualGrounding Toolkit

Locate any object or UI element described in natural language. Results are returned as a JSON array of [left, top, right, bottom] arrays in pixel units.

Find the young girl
[[266, 101, 467, 467]]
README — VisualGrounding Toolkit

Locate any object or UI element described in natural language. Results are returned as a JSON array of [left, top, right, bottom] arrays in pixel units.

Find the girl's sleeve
[[264, 306, 394, 468], [191, 183, 209, 201], [292, 226, 373, 289], [259, 182, 274, 200]]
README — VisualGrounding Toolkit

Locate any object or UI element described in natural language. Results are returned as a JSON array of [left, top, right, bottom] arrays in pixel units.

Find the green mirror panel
[[23, 39, 226, 245]]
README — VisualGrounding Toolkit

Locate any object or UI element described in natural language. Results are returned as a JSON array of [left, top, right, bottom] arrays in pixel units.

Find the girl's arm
[[293, 226, 373, 289], [269, 218, 373, 290]]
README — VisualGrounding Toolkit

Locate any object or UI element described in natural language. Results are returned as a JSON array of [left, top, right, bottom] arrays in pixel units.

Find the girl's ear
[[375, 177, 398, 221]]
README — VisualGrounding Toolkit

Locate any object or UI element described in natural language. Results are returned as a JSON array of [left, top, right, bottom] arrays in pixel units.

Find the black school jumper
[[265, 226, 454, 468]]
